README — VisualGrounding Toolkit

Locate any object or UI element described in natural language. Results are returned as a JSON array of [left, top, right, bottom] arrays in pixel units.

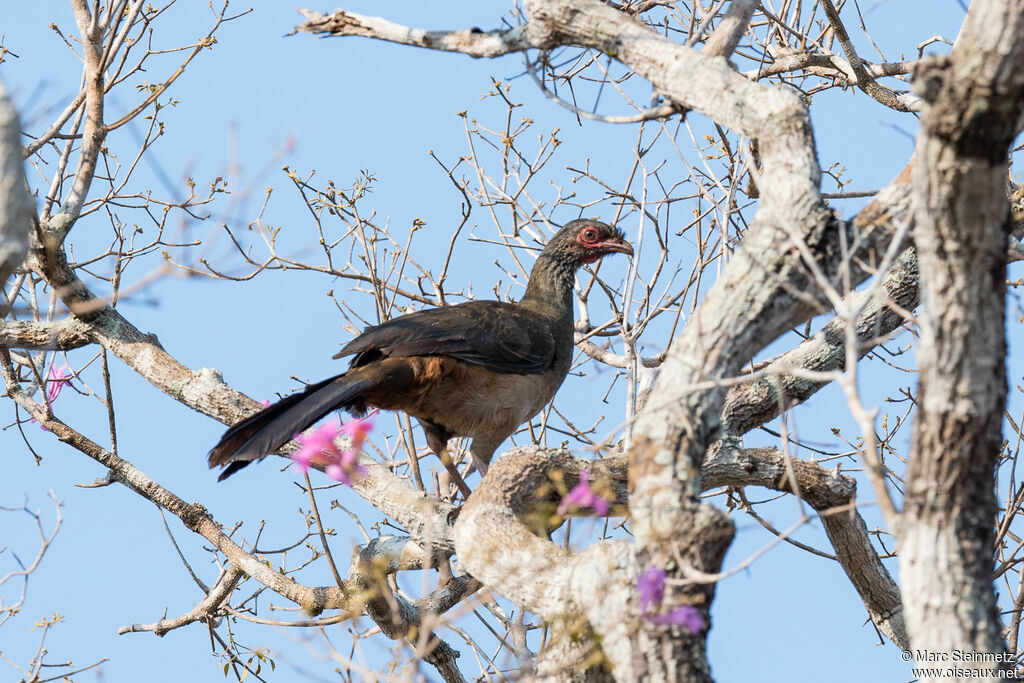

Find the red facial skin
[[576, 224, 623, 263], [578, 225, 602, 263]]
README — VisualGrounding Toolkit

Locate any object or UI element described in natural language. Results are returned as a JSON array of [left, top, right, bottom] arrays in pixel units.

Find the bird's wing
[[334, 301, 557, 374]]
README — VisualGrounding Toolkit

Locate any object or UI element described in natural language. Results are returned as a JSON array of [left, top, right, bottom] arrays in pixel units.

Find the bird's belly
[[414, 363, 559, 438]]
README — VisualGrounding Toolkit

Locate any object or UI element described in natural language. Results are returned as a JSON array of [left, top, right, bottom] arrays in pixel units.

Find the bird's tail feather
[[208, 372, 376, 480]]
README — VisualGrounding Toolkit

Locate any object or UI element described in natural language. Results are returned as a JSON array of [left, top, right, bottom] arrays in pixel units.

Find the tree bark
[[900, 0, 1024, 675]]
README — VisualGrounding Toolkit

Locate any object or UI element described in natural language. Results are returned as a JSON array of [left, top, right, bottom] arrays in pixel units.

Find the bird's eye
[[581, 227, 599, 242]]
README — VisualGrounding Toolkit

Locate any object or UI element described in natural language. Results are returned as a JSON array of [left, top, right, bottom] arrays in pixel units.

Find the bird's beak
[[600, 238, 634, 258]]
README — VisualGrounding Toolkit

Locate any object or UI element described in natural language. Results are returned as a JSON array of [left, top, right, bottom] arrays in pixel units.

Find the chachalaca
[[208, 219, 632, 488]]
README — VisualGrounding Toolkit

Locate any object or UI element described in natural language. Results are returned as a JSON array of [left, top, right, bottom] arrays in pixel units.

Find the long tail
[[208, 372, 377, 481]]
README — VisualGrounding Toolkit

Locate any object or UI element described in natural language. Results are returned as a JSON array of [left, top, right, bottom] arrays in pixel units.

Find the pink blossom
[[31, 363, 73, 430], [556, 468, 610, 517], [332, 416, 371, 483], [259, 399, 272, 407], [291, 422, 343, 473], [647, 605, 704, 634], [636, 565, 704, 632], [325, 448, 365, 485], [289, 417, 371, 485], [45, 363, 72, 403], [636, 566, 666, 615], [341, 415, 373, 452]]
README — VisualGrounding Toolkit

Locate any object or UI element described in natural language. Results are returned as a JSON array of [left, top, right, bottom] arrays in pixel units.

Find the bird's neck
[[519, 253, 577, 325]]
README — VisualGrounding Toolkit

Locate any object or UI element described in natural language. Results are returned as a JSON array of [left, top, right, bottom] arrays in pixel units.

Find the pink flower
[[32, 363, 73, 430], [636, 566, 666, 615], [325, 449, 364, 485], [289, 417, 371, 485], [636, 565, 703, 632], [556, 468, 610, 517], [647, 605, 704, 634], [45, 363, 72, 403], [259, 399, 272, 407], [333, 416, 371, 483], [291, 422, 343, 473], [341, 415, 373, 452]]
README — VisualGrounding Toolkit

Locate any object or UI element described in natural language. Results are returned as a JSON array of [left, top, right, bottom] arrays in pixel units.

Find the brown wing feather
[[334, 300, 556, 374]]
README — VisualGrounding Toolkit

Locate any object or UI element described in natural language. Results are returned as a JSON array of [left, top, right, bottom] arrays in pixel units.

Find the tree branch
[[0, 319, 94, 350], [118, 566, 243, 636], [292, 8, 532, 57], [700, 0, 757, 59], [349, 539, 470, 683], [721, 245, 918, 436], [452, 448, 641, 678], [702, 442, 907, 648], [58, 0, 107, 228], [818, 0, 917, 112], [900, 0, 1024, 663]]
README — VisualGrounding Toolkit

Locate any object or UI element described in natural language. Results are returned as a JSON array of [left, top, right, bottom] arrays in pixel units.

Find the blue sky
[[0, 2, 996, 682]]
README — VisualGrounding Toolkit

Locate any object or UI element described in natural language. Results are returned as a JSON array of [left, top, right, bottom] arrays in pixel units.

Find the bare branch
[[818, 0, 918, 112], [292, 8, 532, 57], [118, 566, 243, 636], [58, 0, 107, 227]]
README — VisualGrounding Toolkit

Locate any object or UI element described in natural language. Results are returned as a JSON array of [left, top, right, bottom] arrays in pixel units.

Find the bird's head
[[546, 219, 634, 266]]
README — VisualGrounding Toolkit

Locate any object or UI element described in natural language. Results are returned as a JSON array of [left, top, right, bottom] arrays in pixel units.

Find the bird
[[207, 219, 633, 489]]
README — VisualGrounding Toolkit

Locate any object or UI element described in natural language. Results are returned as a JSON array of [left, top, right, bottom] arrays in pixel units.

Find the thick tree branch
[[455, 441, 909, 676], [721, 174, 1024, 437], [721, 245, 918, 436], [900, 0, 1024, 667], [700, 0, 757, 59], [702, 442, 906, 648], [745, 49, 915, 88], [453, 447, 640, 681], [454, 449, 578, 618], [0, 318, 94, 350]]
